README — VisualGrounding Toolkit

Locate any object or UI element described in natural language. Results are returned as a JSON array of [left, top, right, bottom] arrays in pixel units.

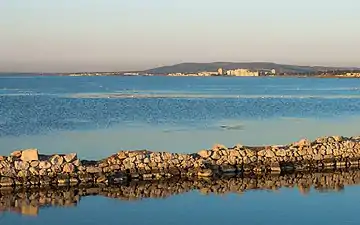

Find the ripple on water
[[1, 95, 360, 137]]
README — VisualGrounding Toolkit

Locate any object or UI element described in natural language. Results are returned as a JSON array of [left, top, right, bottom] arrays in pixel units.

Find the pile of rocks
[[1, 135, 360, 188], [197, 136, 360, 175], [0, 149, 84, 187]]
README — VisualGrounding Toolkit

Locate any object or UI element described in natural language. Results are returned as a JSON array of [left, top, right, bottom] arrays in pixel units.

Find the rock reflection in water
[[1, 170, 359, 216]]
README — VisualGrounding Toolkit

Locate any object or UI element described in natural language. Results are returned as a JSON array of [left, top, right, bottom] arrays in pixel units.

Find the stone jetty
[[1, 135, 360, 188], [1, 170, 360, 216]]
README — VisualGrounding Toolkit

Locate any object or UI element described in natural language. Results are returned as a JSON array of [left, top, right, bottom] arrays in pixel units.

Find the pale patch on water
[[0, 116, 359, 159], [278, 117, 308, 122], [0, 92, 58, 96], [67, 93, 360, 99], [281, 87, 360, 91], [62, 118, 92, 123]]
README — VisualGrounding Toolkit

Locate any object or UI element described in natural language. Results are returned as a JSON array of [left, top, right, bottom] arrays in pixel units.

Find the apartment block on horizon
[[345, 72, 360, 77], [226, 68, 259, 76]]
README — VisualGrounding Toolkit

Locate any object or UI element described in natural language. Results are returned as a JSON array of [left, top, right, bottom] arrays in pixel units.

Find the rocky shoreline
[[1, 135, 360, 188], [2, 170, 360, 216]]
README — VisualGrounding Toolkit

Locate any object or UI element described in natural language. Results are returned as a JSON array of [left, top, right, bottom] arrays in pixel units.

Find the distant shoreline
[[1, 61, 359, 77], [1, 73, 360, 78]]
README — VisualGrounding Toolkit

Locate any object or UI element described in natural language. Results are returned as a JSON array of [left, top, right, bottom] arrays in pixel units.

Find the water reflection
[[1, 170, 359, 216]]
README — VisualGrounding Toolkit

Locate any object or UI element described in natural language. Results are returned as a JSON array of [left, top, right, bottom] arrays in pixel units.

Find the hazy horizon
[[1, 0, 359, 73]]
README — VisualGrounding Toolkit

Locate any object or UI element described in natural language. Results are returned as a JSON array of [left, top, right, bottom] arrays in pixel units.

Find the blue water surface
[[3, 187, 360, 225], [1, 75, 360, 225], [1, 76, 360, 137]]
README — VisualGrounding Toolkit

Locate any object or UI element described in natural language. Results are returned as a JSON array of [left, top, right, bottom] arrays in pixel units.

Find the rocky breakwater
[[1, 135, 360, 188], [197, 135, 360, 175]]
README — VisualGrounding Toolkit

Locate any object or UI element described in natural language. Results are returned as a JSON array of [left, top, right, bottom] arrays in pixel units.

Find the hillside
[[143, 62, 351, 74]]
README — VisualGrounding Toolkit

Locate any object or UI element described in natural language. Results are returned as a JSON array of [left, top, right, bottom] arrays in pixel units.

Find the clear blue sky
[[0, 0, 359, 72]]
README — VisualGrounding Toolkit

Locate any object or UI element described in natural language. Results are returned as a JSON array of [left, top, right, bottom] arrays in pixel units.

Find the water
[[4, 189, 360, 225], [1, 75, 360, 224]]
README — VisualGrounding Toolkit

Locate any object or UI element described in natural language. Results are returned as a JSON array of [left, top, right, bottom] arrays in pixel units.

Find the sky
[[0, 0, 359, 72]]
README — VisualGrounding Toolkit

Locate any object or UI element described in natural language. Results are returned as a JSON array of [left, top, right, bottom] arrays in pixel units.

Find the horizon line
[[1, 61, 359, 74]]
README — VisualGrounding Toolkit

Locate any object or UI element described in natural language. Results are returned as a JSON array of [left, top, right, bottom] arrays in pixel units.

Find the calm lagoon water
[[1, 75, 360, 224], [5, 187, 360, 225]]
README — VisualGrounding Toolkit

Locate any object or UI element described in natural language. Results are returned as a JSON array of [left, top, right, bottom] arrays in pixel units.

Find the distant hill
[[143, 62, 356, 74], [0, 73, 40, 76]]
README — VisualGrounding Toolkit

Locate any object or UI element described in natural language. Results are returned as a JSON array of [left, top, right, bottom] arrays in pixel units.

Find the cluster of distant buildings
[[63, 68, 360, 78], [342, 72, 360, 77], [168, 68, 276, 77]]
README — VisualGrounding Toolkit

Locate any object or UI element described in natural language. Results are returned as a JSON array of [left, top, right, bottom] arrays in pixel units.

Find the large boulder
[[29, 167, 39, 176], [50, 155, 64, 166], [211, 151, 221, 160], [332, 136, 344, 142], [39, 161, 52, 169], [265, 149, 276, 158], [64, 153, 77, 163], [197, 150, 212, 158], [117, 151, 127, 160], [294, 138, 311, 147], [63, 163, 75, 173], [20, 149, 39, 162], [212, 144, 227, 151], [10, 150, 22, 158], [14, 161, 29, 170], [275, 149, 286, 157]]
